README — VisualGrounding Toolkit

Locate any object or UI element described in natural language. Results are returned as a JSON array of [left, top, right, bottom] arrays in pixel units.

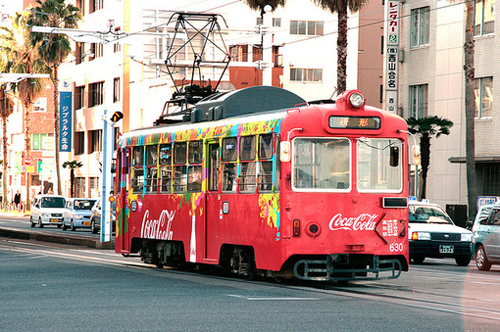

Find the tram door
[[205, 141, 220, 260], [119, 148, 130, 252]]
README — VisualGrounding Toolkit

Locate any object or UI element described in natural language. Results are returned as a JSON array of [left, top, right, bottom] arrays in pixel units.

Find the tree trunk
[[52, 68, 63, 196], [24, 100, 32, 211], [336, 3, 348, 94], [464, 0, 477, 220], [70, 168, 74, 198], [419, 133, 431, 199], [2, 116, 8, 209]]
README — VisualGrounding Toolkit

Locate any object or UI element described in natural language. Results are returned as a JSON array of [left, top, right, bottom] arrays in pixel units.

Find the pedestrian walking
[[13, 191, 21, 212]]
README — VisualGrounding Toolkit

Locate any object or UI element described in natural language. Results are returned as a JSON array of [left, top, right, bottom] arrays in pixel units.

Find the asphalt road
[[1, 214, 500, 331]]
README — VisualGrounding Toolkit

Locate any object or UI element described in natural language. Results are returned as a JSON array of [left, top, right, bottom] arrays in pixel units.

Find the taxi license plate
[[83, 221, 91, 226], [50, 218, 59, 223], [440, 245, 454, 254]]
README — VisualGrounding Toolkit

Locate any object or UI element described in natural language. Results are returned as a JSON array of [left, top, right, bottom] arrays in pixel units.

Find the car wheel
[[455, 255, 471, 266], [91, 218, 98, 234], [62, 222, 67, 231], [70, 220, 76, 231], [30, 216, 35, 228], [475, 245, 492, 271], [411, 255, 425, 264], [37, 217, 43, 228], [57, 224, 62, 229]]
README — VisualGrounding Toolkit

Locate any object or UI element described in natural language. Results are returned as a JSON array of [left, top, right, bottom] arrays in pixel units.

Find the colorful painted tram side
[[115, 87, 409, 281]]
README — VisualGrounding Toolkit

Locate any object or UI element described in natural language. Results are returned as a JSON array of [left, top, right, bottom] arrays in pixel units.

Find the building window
[[75, 177, 86, 198], [256, 17, 281, 27], [475, 77, 493, 118], [89, 177, 98, 198], [88, 81, 104, 107], [75, 85, 85, 110], [75, 132, 85, 155], [475, 0, 495, 36], [89, 43, 103, 60], [410, 7, 430, 48], [31, 133, 54, 151], [113, 78, 120, 103], [88, 129, 102, 154], [75, 42, 85, 64], [290, 20, 324, 36], [90, 0, 104, 13], [230, 45, 248, 62], [290, 68, 323, 82], [408, 84, 428, 118], [33, 97, 47, 112]]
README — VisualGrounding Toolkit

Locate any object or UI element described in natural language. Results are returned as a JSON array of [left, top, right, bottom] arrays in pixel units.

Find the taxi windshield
[[409, 205, 453, 224]]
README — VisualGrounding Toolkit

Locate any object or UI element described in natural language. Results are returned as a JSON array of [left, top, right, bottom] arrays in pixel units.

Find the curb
[[0, 227, 115, 250]]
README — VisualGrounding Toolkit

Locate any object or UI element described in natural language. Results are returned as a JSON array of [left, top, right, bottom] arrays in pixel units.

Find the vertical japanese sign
[[59, 91, 73, 152], [59, 91, 72, 152], [386, 0, 399, 113]]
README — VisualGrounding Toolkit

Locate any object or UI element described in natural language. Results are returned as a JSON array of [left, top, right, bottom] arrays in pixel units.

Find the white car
[[62, 198, 97, 231], [408, 200, 473, 266], [30, 195, 67, 228], [472, 204, 500, 271]]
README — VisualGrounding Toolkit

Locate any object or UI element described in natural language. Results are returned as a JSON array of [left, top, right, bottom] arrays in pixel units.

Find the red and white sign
[[23, 156, 33, 166]]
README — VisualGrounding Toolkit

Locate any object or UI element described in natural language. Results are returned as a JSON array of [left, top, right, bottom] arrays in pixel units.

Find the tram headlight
[[349, 92, 365, 108], [411, 231, 431, 241]]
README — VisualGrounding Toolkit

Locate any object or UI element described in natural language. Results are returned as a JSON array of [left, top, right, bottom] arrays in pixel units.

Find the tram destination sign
[[329, 116, 381, 130]]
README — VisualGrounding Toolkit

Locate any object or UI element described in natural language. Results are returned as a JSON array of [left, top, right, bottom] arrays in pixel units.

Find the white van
[[30, 195, 67, 228]]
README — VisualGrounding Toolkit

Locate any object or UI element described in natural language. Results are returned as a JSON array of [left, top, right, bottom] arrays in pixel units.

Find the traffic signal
[[110, 111, 123, 122]]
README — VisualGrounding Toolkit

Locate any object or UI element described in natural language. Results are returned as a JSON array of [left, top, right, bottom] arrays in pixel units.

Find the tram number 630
[[389, 243, 404, 252]]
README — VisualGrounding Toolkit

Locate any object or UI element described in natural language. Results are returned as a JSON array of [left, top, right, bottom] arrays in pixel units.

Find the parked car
[[30, 195, 66, 228], [62, 198, 97, 231], [472, 204, 500, 271], [90, 199, 116, 234], [408, 200, 473, 266]]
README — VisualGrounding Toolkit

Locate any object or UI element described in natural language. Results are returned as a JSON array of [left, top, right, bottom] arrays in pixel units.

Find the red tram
[[115, 86, 409, 281]]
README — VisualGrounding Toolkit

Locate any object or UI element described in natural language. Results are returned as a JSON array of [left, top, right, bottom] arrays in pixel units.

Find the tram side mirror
[[390, 146, 399, 167], [412, 145, 421, 166], [280, 141, 291, 162]]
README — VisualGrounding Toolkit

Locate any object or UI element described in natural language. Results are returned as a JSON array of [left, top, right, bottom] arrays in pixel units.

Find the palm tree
[[63, 160, 83, 198], [312, 0, 366, 94], [407, 116, 453, 200], [463, 0, 477, 220], [27, 0, 82, 196], [242, 0, 287, 13], [0, 11, 47, 211], [0, 87, 14, 209]]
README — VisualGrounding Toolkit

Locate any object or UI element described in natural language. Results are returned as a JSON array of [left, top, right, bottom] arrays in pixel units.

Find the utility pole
[[261, 5, 273, 86]]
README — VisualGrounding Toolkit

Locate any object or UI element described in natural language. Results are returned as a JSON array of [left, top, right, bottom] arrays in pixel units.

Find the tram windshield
[[293, 138, 351, 191], [357, 138, 403, 192]]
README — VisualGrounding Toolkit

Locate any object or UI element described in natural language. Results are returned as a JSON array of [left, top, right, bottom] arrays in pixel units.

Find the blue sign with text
[[59, 91, 72, 152]]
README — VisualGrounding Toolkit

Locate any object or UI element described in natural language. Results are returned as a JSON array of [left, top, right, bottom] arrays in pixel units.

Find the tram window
[[189, 141, 203, 164], [239, 162, 256, 193], [173, 166, 187, 193], [188, 165, 202, 192], [145, 168, 158, 193], [133, 146, 144, 166], [146, 145, 158, 166], [240, 136, 256, 161], [222, 137, 237, 161], [258, 161, 273, 192], [159, 144, 172, 194], [357, 138, 402, 192], [222, 163, 237, 192], [159, 144, 172, 165], [132, 167, 144, 194], [293, 138, 350, 191], [174, 142, 187, 165], [259, 134, 274, 159]]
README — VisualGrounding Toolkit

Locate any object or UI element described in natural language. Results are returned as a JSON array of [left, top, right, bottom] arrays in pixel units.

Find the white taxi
[[408, 200, 473, 266]]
